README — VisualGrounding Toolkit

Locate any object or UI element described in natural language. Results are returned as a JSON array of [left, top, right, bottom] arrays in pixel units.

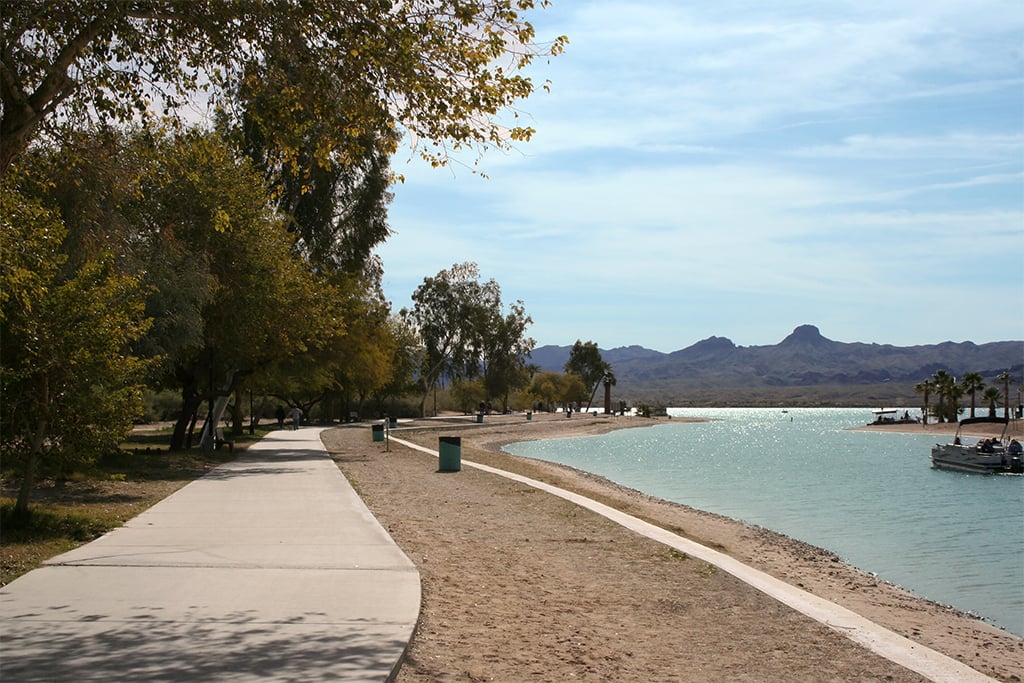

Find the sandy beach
[[322, 413, 1023, 682]]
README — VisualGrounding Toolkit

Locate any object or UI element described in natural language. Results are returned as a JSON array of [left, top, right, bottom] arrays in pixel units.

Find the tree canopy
[[564, 339, 614, 409], [1, 0, 567, 177], [404, 262, 533, 416]]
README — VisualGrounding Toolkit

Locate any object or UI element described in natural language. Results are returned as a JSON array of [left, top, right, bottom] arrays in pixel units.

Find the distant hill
[[531, 325, 1024, 407]]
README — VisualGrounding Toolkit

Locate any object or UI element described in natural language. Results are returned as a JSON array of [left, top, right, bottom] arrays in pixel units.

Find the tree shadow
[[2, 608, 406, 681]]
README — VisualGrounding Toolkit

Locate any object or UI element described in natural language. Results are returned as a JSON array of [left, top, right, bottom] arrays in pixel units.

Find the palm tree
[[932, 370, 956, 423], [983, 387, 1001, 418], [960, 372, 985, 419], [914, 380, 933, 425], [996, 372, 1015, 420], [948, 383, 964, 422]]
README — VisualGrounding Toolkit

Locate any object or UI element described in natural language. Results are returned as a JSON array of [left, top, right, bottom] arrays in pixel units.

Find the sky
[[376, 1, 1024, 353]]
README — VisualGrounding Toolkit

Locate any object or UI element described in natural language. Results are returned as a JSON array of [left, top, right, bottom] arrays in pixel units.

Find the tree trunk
[[171, 384, 202, 451], [200, 394, 231, 453], [418, 378, 430, 418], [15, 377, 49, 515], [15, 446, 41, 517], [231, 387, 244, 434], [199, 370, 246, 451]]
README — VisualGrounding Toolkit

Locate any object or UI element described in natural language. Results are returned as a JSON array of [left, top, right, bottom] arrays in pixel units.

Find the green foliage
[[914, 369, 1017, 422], [1, 1, 567, 177], [527, 371, 586, 410], [929, 370, 962, 423], [450, 378, 488, 414], [982, 387, 1001, 417], [565, 340, 615, 407], [234, 66, 397, 274], [140, 389, 182, 423], [959, 372, 986, 418], [1, 176, 152, 510], [404, 262, 534, 416], [482, 300, 535, 411]]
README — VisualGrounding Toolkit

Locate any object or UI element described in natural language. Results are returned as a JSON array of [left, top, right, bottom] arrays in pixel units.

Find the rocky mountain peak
[[779, 324, 832, 347]]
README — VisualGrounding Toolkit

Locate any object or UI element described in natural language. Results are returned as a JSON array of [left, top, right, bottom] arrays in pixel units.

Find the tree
[[527, 371, 584, 413], [914, 380, 933, 425], [564, 340, 614, 411], [481, 301, 535, 412], [450, 378, 488, 414], [996, 372, 1014, 420], [982, 387, 1001, 418], [368, 314, 421, 414], [0, 1, 567, 178], [931, 370, 960, 423], [329, 282, 402, 420], [1, 178, 151, 514], [230, 50, 397, 274], [404, 262, 489, 416], [960, 372, 985, 419], [404, 262, 532, 416], [134, 132, 342, 450], [28, 128, 345, 450]]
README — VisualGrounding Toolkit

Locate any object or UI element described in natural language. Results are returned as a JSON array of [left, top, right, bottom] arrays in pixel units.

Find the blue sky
[[377, 1, 1024, 352]]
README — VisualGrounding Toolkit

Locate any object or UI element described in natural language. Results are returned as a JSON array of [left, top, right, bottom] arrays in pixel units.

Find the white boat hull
[[930, 444, 1023, 474]]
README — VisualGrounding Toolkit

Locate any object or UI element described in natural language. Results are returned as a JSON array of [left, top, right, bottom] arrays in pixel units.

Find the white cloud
[[793, 132, 1024, 160]]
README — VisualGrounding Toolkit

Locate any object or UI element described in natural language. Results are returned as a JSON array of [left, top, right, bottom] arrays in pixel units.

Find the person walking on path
[[275, 405, 286, 429], [289, 406, 303, 430]]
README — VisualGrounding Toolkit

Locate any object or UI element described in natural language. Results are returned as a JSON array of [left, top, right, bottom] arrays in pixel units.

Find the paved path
[[1, 427, 420, 682]]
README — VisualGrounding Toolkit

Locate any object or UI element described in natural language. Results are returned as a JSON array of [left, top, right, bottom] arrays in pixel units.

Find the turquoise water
[[503, 407, 1024, 636]]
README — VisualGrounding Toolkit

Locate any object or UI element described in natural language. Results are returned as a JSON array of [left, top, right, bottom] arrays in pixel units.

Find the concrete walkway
[[0, 428, 420, 682]]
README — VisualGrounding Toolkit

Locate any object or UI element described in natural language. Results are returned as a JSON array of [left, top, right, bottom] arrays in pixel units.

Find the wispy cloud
[[793, 133, 1024, 160]]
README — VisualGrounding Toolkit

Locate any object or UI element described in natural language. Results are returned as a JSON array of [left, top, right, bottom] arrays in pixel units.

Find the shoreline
[[325, 413, 1023, 681], [855, 419, 1023, 439]]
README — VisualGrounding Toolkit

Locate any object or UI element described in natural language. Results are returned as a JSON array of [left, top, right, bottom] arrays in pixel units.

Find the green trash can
[[476, 413, 484, 424], [438, 436, 461, 471], [526, 411, 532, 421], [388, 417, 397, 429], [372, 423, 384, 442]]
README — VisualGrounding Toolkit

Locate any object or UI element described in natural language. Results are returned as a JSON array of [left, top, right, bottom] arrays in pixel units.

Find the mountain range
[[530, 325, 1024, 407]]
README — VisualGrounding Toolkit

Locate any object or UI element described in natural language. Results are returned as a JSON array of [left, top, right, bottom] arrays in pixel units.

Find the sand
[[321, 413, 1023, 682]]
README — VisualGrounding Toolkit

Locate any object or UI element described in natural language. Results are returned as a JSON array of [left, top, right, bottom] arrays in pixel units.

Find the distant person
[[275, 405, 286, 429], [290, 406, 303, 430]]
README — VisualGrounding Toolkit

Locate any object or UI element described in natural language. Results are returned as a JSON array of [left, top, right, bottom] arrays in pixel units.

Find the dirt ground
[[322, 413, 1023, 683]]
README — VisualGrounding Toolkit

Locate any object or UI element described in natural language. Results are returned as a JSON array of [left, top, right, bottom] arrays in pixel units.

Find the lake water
[[503, 407, 1024, 636]]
